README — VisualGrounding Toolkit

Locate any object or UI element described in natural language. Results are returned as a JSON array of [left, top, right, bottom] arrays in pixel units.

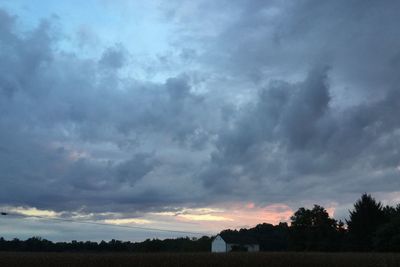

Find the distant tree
[[289, 205, 340, 251], [25, 237, 49, 251], [0, 235, 211, 252], [347, 193, 386, 251]]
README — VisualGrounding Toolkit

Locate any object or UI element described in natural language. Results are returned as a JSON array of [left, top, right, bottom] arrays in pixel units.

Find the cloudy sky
[[1, 0, 400, 241]]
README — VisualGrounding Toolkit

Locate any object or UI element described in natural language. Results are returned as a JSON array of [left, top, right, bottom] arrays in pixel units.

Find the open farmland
[[1, 252, 400, 267]]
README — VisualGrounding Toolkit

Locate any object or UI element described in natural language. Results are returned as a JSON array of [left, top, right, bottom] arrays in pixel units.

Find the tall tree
[[290, 205, 340, 251], [347, 193, 386, 251], [374, 216, 400, 251]]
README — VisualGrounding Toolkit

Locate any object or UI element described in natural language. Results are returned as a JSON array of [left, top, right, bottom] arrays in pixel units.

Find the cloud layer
[[1, 0, 400, 238]]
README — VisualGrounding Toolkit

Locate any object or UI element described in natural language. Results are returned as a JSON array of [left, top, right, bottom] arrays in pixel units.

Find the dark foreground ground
[[1, 252, 400, 267]]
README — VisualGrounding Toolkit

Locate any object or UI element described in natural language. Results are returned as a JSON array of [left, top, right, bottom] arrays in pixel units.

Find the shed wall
[[211, 235, 227, 252]]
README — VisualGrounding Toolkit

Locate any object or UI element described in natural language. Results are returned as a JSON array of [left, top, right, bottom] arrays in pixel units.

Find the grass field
[[1, 252, 400, 267]]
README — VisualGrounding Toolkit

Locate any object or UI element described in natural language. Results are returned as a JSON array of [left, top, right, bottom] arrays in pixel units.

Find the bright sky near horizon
[[1, 0, 400, 241]]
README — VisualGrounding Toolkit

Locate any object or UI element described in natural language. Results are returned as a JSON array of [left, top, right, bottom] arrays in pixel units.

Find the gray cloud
[[1, 0, 400, 227], [0, 8, 216, 214], [157, 0, 400, 208], [99, 43, 128, 69], [200, 65, 400, 205]]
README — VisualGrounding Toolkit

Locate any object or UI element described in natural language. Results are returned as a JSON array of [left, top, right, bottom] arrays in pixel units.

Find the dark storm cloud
[[187, 0, 400, 206], [200, 63, 400, 204], [1, 0, 400, 219], [199, 68, 332, 194], [0, 8, 215, 213], [183, 0, 400, 93]]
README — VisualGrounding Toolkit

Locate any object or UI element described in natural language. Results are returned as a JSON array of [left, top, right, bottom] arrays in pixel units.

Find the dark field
[[1, 252, 400, 267]]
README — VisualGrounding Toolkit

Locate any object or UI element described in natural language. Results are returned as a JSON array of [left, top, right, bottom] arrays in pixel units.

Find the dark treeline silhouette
[[2, 193, 400, 252], [0, 236, 211, 252], [216, 194, 400, 252]]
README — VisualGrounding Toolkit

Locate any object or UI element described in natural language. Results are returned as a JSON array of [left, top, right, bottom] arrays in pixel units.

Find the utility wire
[[0, 212, 211, 236]]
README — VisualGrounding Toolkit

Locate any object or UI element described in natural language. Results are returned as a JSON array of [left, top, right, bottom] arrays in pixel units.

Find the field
[[1, 252, 400, 267]]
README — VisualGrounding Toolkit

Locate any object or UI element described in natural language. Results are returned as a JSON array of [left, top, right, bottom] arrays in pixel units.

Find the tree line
[[222, 193, 400, 252], [0, 236, 211, 253], [1, 193, 400, 252]]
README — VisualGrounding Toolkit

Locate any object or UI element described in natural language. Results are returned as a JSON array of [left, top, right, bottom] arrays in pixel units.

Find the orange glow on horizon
[[3, 203, 296, 235], [171, 203, 294, 232]]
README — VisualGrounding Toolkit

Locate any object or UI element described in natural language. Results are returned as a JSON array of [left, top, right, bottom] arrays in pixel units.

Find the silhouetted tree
[[347, 193, 386, 251], [289, 205, 340, 251], [374, 216, 400, 251], [383, 204, 400, 221]]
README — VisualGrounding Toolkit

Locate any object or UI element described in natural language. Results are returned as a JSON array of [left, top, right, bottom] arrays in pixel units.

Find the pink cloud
[[169, 203, 294, 232]]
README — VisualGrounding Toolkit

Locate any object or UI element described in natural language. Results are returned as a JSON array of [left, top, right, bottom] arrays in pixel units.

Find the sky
[[1, 0, 400, 242]]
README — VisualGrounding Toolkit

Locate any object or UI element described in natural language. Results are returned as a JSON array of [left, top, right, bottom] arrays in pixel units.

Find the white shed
[[211, 234, 259, 253]]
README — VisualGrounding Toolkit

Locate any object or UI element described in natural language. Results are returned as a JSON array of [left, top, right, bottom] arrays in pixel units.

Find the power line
[[0, 212, 211, 236]]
